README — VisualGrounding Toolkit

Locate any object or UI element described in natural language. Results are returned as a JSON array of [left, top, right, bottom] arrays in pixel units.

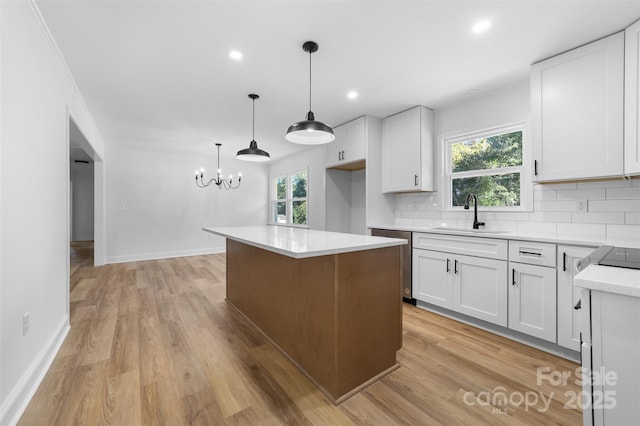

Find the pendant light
[[237, 94, 271, 162], [285, 41, 335, 145]]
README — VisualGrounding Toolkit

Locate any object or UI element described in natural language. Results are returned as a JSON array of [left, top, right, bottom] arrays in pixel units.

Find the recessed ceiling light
[[347, 91, 358, 99], [472, 20, 491, 34], [229, 50, 243, 60]]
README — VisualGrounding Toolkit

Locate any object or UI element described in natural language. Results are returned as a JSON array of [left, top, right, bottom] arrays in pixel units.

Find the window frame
[[270, 168, 309, 228], [442, 122, 531, 212]]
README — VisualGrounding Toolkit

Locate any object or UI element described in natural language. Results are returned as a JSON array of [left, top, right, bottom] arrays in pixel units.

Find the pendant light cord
[[308, 49, 312, 113], [252, 97, 255, 140]]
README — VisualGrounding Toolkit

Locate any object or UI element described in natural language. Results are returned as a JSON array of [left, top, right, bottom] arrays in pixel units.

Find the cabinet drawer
[[413, 233, 507, 260], [508, 240, 556, 267]]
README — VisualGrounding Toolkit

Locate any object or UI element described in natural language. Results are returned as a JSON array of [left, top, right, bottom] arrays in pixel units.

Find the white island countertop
[[575, 264, 640, 298], [203, 225, 408, 259]]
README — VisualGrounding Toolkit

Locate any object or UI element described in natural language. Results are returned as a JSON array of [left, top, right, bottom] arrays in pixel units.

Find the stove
[[597, 246, 640, 270]]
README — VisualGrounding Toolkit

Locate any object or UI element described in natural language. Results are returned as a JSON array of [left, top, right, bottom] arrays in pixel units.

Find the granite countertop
[[203, 225, 407, 259]]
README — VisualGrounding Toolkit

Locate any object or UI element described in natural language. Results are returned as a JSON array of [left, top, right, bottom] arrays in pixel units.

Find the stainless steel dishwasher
[[371, 228, 414, 304]]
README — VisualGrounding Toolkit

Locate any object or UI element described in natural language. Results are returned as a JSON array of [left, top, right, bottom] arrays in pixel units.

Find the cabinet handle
[[414, 174, 418, 186], [563, 252, 567, 272], [342, 150, 345, 160], [512, 268, 517, 286], [338, 151, 342, 161], [446, 258, 450, 273], [574, 299, 582, 310], [534, 160, 538, 176], [454, 260, 458, 274], [519, 250, 542, 256]]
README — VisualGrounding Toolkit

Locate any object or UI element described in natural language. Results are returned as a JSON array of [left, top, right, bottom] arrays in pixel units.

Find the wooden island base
[[225, 239, 403, 404]]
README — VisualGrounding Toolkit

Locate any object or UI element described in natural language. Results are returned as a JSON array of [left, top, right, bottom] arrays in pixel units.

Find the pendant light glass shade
[[237, 94, 270, 162], [285, 41, 335, 145]]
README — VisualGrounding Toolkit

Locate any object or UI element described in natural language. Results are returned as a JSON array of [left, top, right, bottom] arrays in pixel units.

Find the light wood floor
[[19, 241, 582, 425]]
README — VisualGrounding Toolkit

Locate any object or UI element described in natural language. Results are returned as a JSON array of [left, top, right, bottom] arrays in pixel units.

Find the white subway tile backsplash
[[535, 190, 557, 201], [626, 213, 640, 225], [605, 225, 640, 248], [577, 179, 631, 189], [395, 217, 412, 226], [415, 211, 442, 220], [393, 178, 640, 242], [516, 221, 557, 235], [557, 223, 606, 243], [529, 211, 572, 223], [556, 189, 606, 200], [539, 200, 574, 212], [440, 211, 469, 221], [606, 186, 640, 199], [537, 182, 577, 191], [589, 199, 640, 212], [571, 212, 625, 224], [494, 212, 531, 222]]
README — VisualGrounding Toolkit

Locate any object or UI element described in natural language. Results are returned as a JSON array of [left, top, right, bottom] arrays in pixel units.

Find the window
[[445, 124, 526, 209], [271, 170, 308, 226]]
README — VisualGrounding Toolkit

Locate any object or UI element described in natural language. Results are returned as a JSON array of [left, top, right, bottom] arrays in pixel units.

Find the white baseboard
[[106, 246, 226, 264], [0, 317, 70, 426]]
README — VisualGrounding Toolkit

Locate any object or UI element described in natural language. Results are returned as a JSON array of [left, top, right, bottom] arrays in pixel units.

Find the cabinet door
[[557, 245, 595, 351], [383, 107, 422, 192], [531, 32, 624, 181], [508, 262, 557, 342], [342, 116, 365, 163], [412, 249, 452, 309], [326, 117, 366, 168], [453, 254, 507, 326], [326, 124, 346, 167], [626, 20, 640, 176]]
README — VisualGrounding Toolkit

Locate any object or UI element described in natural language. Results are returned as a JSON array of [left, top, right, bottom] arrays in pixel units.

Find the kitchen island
[[203, 225, 407, 404]]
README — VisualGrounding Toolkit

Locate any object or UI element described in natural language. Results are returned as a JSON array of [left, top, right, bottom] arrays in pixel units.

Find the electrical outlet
[[23, 312, 30, 336], [574, 199, 588, 212]]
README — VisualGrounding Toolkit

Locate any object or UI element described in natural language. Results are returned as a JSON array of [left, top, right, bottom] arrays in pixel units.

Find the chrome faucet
[[464, 193, 485, 229]]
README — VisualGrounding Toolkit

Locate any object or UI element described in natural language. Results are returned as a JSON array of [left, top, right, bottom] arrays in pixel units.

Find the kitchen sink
[[431, 227, 510, 234]]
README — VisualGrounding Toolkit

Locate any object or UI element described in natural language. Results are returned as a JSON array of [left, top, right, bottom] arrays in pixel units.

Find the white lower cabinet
[[508, 262, 557, 342], [412, 233, 593, 355], [454, 254, 508, 326], [507, 240, 557, 343], [412, 249, 452, 308], [412, 233, 508, 327], [557, 245, 597, 351]]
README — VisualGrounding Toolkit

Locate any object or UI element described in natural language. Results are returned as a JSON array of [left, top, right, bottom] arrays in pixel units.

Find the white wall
[[70, 162, 94, 241], [0, 1, 106, 424], [394, 80, 640, 247], [350, 169, 366, 235], [269, 146, 326, 230], [106, 145, 268, 262]]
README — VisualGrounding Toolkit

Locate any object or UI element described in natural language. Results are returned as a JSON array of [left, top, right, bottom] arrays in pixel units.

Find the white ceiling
[[37, 0, 640, 161]]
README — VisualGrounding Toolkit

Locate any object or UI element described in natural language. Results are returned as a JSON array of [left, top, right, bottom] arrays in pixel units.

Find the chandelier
[[195, 143, 241, 190]]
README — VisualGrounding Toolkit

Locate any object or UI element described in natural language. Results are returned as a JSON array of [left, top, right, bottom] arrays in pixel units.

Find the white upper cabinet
[[382, 106, 435, 192], [326, 116, 366, 169], [531, 32, 624, 182], [626, 20, 640, 176]]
